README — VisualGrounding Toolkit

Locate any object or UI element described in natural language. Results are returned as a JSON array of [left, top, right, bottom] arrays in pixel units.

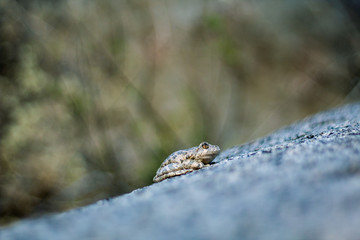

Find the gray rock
[[1, 102, 360, 240]]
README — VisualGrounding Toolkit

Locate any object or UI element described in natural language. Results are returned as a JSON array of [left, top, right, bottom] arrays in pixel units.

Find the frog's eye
[[201, 142, 209, 149]]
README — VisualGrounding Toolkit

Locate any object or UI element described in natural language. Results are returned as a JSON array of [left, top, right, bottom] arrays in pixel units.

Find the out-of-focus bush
[[0, 0, 359, 225]]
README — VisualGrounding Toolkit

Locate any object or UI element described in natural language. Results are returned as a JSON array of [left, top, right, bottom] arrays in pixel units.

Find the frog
[[153, 142, 221, 182]]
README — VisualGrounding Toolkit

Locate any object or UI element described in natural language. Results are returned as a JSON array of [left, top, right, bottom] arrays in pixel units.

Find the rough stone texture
[[1, 102, 360, 240]]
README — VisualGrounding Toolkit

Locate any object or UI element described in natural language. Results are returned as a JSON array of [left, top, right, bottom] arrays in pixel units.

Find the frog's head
[[195, 142, 221, 164]]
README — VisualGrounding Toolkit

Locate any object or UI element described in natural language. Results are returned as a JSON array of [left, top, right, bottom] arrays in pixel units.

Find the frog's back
[[160, 149, 193, 167]]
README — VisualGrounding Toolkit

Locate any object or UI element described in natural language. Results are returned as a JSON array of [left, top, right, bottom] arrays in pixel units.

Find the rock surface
[[1, 102, 360, 240]]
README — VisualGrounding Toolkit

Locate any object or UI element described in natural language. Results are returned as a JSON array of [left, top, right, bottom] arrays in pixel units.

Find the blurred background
[[0, 0, 359, 225]]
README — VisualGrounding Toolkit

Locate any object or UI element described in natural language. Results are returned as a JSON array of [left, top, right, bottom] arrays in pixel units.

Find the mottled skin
[[153, 142, 220, 182]]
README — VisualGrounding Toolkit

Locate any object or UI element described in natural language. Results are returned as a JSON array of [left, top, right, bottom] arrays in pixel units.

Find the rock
[[1, 102, 360, 240]]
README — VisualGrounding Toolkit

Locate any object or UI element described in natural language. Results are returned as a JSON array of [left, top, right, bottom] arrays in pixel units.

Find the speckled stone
[[1, 102, 360, 240]]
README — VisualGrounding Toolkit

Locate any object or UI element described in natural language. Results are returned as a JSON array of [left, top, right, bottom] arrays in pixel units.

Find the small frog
[[153, 142, 220, 182]]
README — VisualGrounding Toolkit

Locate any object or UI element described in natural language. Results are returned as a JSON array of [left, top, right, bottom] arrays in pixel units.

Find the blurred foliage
[[0, 0, 359, 225]]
